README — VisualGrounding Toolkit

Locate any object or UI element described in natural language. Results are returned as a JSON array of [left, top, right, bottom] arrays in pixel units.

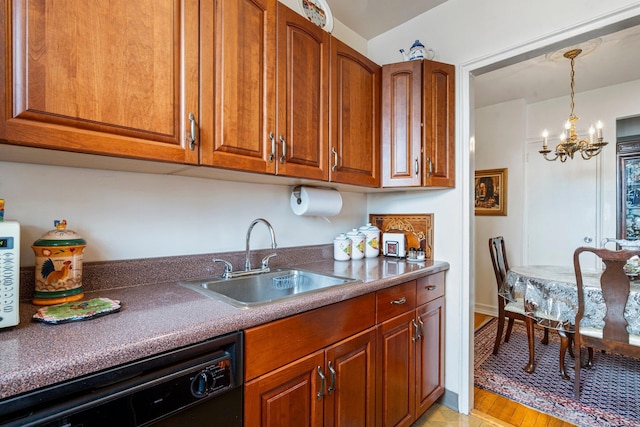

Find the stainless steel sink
[[178, 268, 361, 308]]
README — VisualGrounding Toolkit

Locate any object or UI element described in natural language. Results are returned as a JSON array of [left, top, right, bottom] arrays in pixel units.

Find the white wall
[[474, 99, 526, 316], [367, 0, 640, 414], [0, 161, 366, 266]]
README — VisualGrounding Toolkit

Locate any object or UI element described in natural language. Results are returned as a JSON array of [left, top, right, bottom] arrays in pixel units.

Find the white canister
[[333, 233, 351, 261], [359, 222, 381, 258], [346, 229, 365, 260]]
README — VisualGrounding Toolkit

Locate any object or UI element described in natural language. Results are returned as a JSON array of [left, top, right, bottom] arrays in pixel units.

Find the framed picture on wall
[[475, 168, 507, 216]]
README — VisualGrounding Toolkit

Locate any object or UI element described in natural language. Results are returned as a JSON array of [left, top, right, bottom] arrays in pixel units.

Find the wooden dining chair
[[573, 246, 640, 399], [489, 236, 549, 363]]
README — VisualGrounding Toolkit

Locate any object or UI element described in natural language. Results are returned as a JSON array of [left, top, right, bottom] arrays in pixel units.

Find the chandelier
[[539, 48, 608, 162]]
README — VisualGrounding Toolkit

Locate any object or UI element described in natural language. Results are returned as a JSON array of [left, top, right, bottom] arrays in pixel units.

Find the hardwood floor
[[472, 313, 575, 427]]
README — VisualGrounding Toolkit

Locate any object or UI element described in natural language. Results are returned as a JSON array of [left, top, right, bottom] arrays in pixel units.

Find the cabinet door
[[329, 37, 380, 187], [415, 297, 445, 417], [376, 311, 416, 427], [422, 60, 455, 187], [381, 61, 422, 187], [1, 0, 199, 164], [200, 0, 277, 173], [325, 328, 376, 427], [245, 351, 325, 427], [276, 4, 329, 180]]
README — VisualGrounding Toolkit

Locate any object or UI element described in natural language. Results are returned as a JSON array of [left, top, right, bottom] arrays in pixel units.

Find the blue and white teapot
[[399, 40, 435, 61]]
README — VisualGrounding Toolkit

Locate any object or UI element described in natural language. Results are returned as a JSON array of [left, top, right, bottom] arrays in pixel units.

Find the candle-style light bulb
[[560, 132, 566, 142], [596, 120, 603, 139], [588, 125, 595, 145], [542, 129, 549, 149]]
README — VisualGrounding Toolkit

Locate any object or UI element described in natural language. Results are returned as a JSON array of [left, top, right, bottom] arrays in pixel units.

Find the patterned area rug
[[475, 319, 640, 427]]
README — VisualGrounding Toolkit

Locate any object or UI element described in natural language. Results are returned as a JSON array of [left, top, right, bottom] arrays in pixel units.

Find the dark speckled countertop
[[1, 245, 448, 401]]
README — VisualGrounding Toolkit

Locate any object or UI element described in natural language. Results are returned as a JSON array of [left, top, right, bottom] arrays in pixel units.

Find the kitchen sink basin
[[178, 268, 361, 308]]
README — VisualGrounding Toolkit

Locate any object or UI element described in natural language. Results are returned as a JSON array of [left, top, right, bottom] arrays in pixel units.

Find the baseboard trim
[[474, 303, 498, 317], [438, 389, 459, 412]]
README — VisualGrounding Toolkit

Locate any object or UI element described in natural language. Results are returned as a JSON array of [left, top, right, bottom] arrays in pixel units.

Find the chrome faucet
[[245, 218, 278, 271], [210, 218, 278, 279]]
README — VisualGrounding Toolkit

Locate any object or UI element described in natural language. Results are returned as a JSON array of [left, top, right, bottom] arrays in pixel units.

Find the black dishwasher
[[0, 331, 243, 427]]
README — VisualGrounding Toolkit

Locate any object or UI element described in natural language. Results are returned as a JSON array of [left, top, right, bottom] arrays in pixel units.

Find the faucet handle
[[212, 258, 233, 278], [261, 253, 277, 269]]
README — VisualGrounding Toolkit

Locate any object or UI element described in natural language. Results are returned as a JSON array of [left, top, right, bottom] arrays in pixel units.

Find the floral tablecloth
[[501, 265, 640, 334]]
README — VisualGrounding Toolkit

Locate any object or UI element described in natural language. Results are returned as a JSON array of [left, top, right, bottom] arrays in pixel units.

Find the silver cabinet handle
[[412, 319, 420, 342], [188, 112, 197, 151], [279, 135, 286, 164], [269, 132, 276, 162], [390, 297, 407, 305], [331, 147, 339, 172], [327, 361, 336, 395], [317, 366, 325, 400], [417, 316, 424, 339], [415, 157, 419, 176], [427, 157, 433, 176]]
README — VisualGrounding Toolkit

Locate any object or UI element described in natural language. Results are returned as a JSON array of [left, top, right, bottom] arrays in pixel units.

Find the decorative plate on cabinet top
[[298, 0, 333, 33]]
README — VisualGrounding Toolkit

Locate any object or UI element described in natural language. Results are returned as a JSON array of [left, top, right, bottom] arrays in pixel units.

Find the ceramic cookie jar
[[32, 220, 87, 305]]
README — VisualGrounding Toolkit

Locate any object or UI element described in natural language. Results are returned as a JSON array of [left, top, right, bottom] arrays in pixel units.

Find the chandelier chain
[[569, 55, 576, 119]]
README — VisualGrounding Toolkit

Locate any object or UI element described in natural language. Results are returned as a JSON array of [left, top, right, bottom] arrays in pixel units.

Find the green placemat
[[33, 298, 121, 324]]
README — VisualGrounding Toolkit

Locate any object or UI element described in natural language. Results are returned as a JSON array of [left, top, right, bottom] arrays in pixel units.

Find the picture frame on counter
[[474, 168, 507, 216]]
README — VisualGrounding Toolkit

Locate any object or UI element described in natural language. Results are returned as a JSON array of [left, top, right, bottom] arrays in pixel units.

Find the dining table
[[500, 265, 640, 378]]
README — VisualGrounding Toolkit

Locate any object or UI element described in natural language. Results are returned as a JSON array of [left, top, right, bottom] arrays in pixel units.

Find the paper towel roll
[[290, 186, 342, 216]]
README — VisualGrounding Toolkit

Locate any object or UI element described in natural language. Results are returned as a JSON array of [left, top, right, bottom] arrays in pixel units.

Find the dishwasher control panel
[[190, 355, 234, 398]]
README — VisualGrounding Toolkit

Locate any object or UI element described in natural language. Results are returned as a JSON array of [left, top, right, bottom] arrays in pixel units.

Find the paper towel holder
[[292, 185, 339, 205]]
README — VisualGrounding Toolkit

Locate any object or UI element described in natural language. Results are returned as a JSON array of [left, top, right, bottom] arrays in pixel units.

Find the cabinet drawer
[[245, 293, 375, 381], [417, 272, 445, 306], [376, 281, 416, 323]]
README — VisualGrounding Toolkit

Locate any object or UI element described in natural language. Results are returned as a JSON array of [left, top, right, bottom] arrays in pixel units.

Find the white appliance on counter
[[382, 232, 407, 258], [0, 220, 19, 328]]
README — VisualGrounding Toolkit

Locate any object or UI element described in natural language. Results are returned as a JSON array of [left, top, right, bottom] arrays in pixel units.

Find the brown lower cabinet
[[244, 272, 445, 427]]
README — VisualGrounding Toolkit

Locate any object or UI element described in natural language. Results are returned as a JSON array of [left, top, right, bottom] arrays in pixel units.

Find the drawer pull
[[328, 361, 336, 395], [425, 285, 437, 291], [268, 132, 276, 162], [188, 112, 197, 150], [317, 366, 326, 400], [332, 147, 339, 172], [390, 297, 407, 305], [279, 134, 286, 164]]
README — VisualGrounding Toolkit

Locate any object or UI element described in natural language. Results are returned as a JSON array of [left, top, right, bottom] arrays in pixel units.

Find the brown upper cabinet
[[200, 0, 277, 174], [329, 37, 381, 187], [381, 59, 455, 188], [202, 0, 329, 181], [1, 0, 386, 188], [0, 0, 200, 164]]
